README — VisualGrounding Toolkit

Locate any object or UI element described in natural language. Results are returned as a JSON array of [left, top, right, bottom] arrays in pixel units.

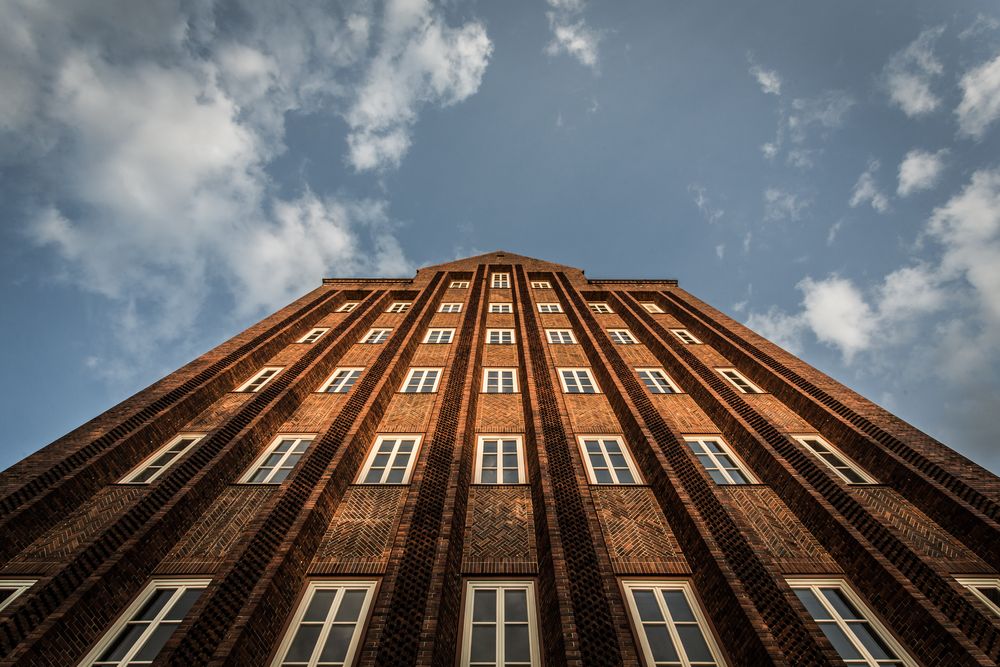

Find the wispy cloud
[[958, 14, 1000, 41], [688, 184, 724, 223], [955, 52, 1000, 140], [544, 0, 602, 70], [849, 159, 890, 213], [897, 149, 948, 196], [763, 187, 810, 221], [748, 56, 782, 95], [759, 87, 854, 168], [882, 26, 945, 117]]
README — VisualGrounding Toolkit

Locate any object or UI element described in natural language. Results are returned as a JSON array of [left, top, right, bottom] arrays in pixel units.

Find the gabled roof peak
[[418, 250, 582, 273]]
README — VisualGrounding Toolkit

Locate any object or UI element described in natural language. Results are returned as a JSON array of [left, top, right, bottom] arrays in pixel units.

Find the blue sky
[[2, 0, 999, 473]]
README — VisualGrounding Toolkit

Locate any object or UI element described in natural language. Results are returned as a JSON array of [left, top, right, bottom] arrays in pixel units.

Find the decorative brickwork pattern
[[378, 394, 437, 432], [563, 394, 621, 432], [411, 343, 451, 366], [463, 486, 537, 574], [279, 393, 348, 432], [615, 344, 659, 366], [474, 394, 525, 433], [482, 344, 519, 367], [184, 393, 253, 431], [744, 394, 813, 433], [311, 486, 406, 574], [652, 394, 721, 433], [591, 486, 689, 574], [548, 345, 590, 367]]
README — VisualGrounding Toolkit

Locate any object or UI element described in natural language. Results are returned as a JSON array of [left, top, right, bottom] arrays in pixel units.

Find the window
[[531, 281, 551, 289], [671, 329, 701, 345], [81, 579, 209, 667], [637, 368, 680, 394], [622, 580, 727, 667], [236, 367, 282, 393], [475, 436, 526, 484], [439, 303, 463, 313], [559, 368, 598, 394], [789, 579, 914, 667], [483, 368, 518, 393], [298, 328, 329, 344], [487, 329, 515, 345], [360, 328, 391, 344], [489, 303, 513, 314], [386, 301, 411, 313], [0, 580, 34, 613], [578, 436, 640, 484], [717, 368, 762, 394], [357, 435, 421, 484], [271, 580, 376, 667], [241, 435, 313, 484], [956, 577, 1000, 617], [337, 302, 358, 312], [546, 329, 577, 344], [793, 435, 875, 484], [120, 434, 204, 484], [461, 581, 539, 667], [642, 302, 664, 314], [491, 273, 510, 288], [609, 329, 638, 345], [589, 302, 613, 314], [684, 437, 755, 485], [401, 368, 442, 393], [424, 328, 455, 344], [451, 280, 470, 288], [537, 303, 562, 313], [320, 368, 363, 394]]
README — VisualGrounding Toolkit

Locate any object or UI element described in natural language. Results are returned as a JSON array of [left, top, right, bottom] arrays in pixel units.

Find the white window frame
[[337, 302, 359, 312], [450, 280, 470, 289], [439, 302, 463, 313], [609, 329, 639, 345], [400, 367, 442, 393], [120, 434, 205, 484], [423, 328, 455, 344], [0, 580, 35, 613], [491, 273, 511, 288], [271, 580, 377, 667], [530, 281, 551, 289], [537, 303, 562, 313], [546, 329, 577, 344], [787, 578, 916, 667], [474, 435, 526, 484], [357, 434, 422, 484], [240, 435, 314, 484], [717, 367, 763, 394], [482, 368, 519, 394], [642, 302, 664, 314], [671, 328, 701, 345], [956, 577, 1000, 617], [683, 436, 757, 485], [360, 328, 392, 344], [235, 366, 283, 393], [319, 368, 364, 393], [792, 435, 877, 484], [558, 368, 599, 394], [297, 328, 329, 344], [386, 301, 412, 313], [636, 368, 681, 394], [589, 302, 613, 314], [461, 580, 540, 667], [621, 579, 728, 667], [486, 329, 515, 345], [489, 302, 513, 314], [577, 436, 642, 484], [80, 578, 210, 667]]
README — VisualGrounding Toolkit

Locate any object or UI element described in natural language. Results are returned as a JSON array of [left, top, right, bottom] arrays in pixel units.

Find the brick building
[[1, 251, 999, 667]]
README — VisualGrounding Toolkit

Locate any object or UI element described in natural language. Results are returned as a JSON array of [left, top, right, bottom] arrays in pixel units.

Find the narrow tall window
[[492, 273, 510, 288], [530, 281, 551, 289], [789, 579, 914, 666], [450, 280, 470, 288], [609, 329, 639, 345], [546, 329, 576, 344], [386, 301, 411, 313], [537, 303, 562, 313], [637, 368, 680, 394], [642, 302, 664, 314], [272, 580, 376, 667], [794, 435, 875, 484], [357, 435, 421, 484], [684, 437, 756, 485], [589, 302, 613, 314], [439, 303, 463, 313], [0, 580, 34, 613], [475, 436, 526, 484], [489, 303, 512, 314], [487, 329, 515, 345], [298, 328, 329, 344], [424, 328, 455, 344], [320, 368, 363, 394], [717, 368, 762, 394], [578, 436, 640, 484], [483, 368, 518, 393], [401, 368, 442, 393], [622, 580, 727, 667], [120, 434, 204, 484], [670, 329, 700, 344], [236, 367, 282, 393], [337, 302, 358, 312], [241, 435, 314, 484], [360, 328, 391, 344], [461, 581, 540, 667], [559, 368, 598, 394], [956, 577, 1000, 617], [81, 579, 209, 667]]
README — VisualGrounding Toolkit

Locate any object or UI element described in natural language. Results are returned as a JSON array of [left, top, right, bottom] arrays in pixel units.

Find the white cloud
[[688, 184, 724, 223], [897, 148, 947, 196], [797, 276, 876, 362], [849, 159, 890, 213], [763, 188, 810, 221], [956, 53, 1000, 140], [746, 307, 806, 353], [959, 14, 1000, 40], [826, 219, 844, 246], [749, 62, 782, 95], [761, 89, 854, 168], [544, 0, 601, 70], [882, 26, 945, 117], [715, 244, 725, 259]]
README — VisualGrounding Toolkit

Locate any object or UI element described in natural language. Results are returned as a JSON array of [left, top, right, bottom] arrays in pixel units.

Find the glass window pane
[[132, 623, 177, 661], [632, 590, 663, 621], [319, 625, 354, 662], [818, 622, 863, 660], [98, 624, 147, 662], [821, 588, 863, 620], [385, 469, 405, 484], [484, 441, 497, 453], [334, 590, 367, 622], [676, 624, 713, 662], [503, 454, 518, 469], [979, 587, 1000, 608], [840, 468, 868, 484], [270, 468, 291, 483], [708, 470, 729, 484], [594, 469, 613, 484], [481, 470, 497, 484], [285, 624, 322, 662], [250, 469, 271, 483], [729, 470, 749, 485], [851, 623, 898, 660], [502, 470, 520, 484], [644, 624, 679, 662], [504, 590, 528, 622], [483, 454, 498, 468], [470, 626, 496, 662], [504, 624, 531, 663], [662, 590, 695, 622], [136, 589, 174, 620], [616, 469, 636, 484], [363, 469, 383, 484], [794, 589, 831, 620], [473, 590, 497, 621], [163, 589, 202, 621], [304, 590, 337, 622]]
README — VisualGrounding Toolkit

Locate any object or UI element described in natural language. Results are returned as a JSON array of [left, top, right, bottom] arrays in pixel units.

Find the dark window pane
[[643, 624, 679, 662], [250, 469, 271, 483], [632, 590, 663, 621], [616, 469, 636, 484], [163, 589, 202, 621], [840, 468, 868, 484], [363, 469, 383, 484], [303, 590, 337, 622], [137, 589, 174, 620], [132, 623, 177, 661], [503, 454, 518, 469], [979, 586, 1000, 608], [470, 626, 496, 662], [677, 624, 713, 662], [335, 590, 367, 623], [285, 624, 322, 662], [729, 470, 749, 485], [794, 589, 831, 620], [385, 469, 405, 484], [504, 624, 531, 662], [473, 590, 497, 621], [662, 590, 695, 622], [850, 623, 897, 660], [98, 624, 146, 661], [502, 470, 520, 484], [818, 622, 862, 660], [504, 590, 527, 622], [481, 470, 497, 484], [708, 470, 729, 485], [593, 469, 613, 484], [821, 589, 862, 620], [319, 625, 354, 662], [270, 468, 291, 483]]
